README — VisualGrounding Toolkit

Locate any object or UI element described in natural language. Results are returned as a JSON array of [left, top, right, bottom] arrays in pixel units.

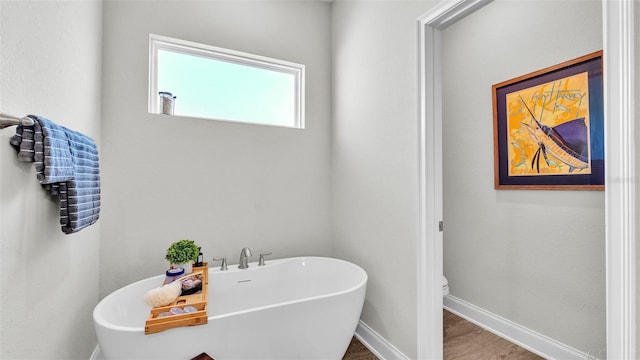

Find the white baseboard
[[444, 295, 591, 360], [89, 345, 102, 360], [354, 321, 410, 360]]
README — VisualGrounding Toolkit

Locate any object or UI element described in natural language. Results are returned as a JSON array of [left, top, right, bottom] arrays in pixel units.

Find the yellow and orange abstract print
[[506, 72, 591, 176]]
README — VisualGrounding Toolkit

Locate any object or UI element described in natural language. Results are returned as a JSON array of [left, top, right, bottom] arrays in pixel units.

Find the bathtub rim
[[93, 256, 368, 333]]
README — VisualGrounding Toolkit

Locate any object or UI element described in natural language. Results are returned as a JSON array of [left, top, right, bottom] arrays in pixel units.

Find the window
[[149, 34, 305, 128]]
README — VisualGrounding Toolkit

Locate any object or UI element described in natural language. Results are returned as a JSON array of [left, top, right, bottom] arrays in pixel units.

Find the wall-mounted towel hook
[[0, 113, 35, 129]]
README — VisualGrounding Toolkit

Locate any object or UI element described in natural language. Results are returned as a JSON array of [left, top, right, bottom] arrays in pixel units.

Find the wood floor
[[342, 310, 544, 360], [342, 337, 380, 360], [443, 310, 544, 359]]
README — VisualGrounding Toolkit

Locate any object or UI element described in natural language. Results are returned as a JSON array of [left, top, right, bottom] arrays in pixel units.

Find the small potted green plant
[[165, 239, 200, 274]]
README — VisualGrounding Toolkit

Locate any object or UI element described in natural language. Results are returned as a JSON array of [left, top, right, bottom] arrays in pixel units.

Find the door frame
[[416, 1, 636, 359]]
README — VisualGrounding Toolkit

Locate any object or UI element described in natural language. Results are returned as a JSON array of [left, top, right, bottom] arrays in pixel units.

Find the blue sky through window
[[157, 49, 297, 127]]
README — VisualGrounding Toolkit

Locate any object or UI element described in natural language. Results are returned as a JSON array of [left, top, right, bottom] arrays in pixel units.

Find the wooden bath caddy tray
[[145, 264, 208, 335]]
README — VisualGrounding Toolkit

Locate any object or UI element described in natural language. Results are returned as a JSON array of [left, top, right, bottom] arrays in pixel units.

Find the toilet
[[442, 275, 450, 296]]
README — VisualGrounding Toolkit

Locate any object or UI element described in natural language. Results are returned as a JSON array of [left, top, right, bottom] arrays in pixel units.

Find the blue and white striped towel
[[10, 116, 100, 234]]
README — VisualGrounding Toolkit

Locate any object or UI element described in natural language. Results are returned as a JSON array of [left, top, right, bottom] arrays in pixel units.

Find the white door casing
[[416, 1, 636, 359]]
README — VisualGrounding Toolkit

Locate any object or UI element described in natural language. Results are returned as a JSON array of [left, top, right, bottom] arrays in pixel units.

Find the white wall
[[441, 0, 605, 353], [0, 1, 103, 358], [100, 1, 333, 296], [2, 2, 632, 358], [332, 2, 438, 358], [636, 1, 640, 353]]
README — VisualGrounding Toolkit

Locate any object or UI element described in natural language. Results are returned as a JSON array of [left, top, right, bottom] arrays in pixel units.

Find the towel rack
[[0, 113, 35, 129]]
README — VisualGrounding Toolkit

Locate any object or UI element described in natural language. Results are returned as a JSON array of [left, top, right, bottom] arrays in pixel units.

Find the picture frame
[[492, 50, 604, 190]]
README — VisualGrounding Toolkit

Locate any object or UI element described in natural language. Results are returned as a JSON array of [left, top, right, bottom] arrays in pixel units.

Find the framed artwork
[[492, 50, 604, 190]]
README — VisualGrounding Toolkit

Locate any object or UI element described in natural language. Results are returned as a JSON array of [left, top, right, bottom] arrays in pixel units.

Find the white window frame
[[149, 34, 305, 128]]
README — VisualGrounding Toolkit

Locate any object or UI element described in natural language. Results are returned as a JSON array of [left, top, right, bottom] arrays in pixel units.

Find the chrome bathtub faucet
[[238, 247, 252, 269], [258, 252, 272, 266], [212, 257, 228, 271]]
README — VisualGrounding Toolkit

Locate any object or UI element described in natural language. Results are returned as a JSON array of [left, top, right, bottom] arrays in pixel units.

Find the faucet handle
[[258, 252, 272, 266], [212, 257, 228, 271]]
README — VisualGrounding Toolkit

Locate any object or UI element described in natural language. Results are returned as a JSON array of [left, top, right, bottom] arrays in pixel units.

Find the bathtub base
[[94, 257, 367, 360], [98, 288, 364, 359]]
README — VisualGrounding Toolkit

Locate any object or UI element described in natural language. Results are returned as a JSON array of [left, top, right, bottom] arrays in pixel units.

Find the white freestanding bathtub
[[93, 257, 367, 359]]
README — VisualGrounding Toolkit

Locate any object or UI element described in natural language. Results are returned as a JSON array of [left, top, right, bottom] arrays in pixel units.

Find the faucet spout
[[238, 247, 252, 269]]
